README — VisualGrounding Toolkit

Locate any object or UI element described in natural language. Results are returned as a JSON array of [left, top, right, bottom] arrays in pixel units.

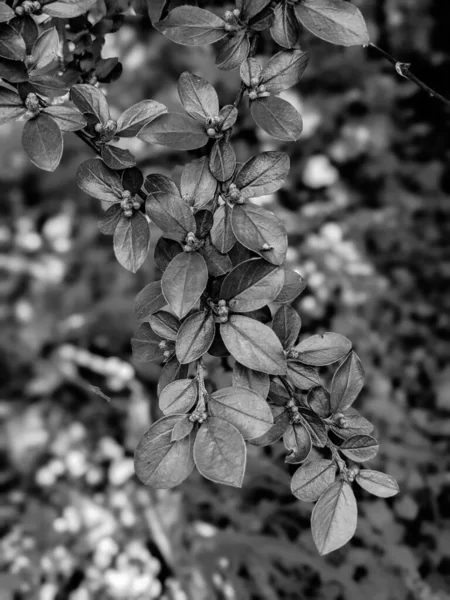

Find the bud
[[163, 350, 171, 358], [218, 299, 227, 307], [207, 127, 217, 137], [258, 84, 267, 93], [123, 209, 133, 218], [121, 190, 131, 199], [189, 414, 197, 423], [233, 9, 241, 18], [104, 119, 117, 134], [213, 115, 221, 125], [15, 6, 24, 15], [250, 77, 260, 87], [158, 341, 167, 350], [261, 243, 273, 251], [132, 201, 141, 210], [291, 413, 302, 424], [219, 315, 228, 323], [224, 10, 234, 21], [33, 1, 41, 10], [95, 123, 104, 134], [22, 1, 33, 14], [248, 90, 258, 101], [224, 23, 236, 33], [347, 467, 359, 482]]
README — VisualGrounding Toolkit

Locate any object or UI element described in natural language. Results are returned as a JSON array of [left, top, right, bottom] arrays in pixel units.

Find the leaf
[[250, 405, 290, 446], [42, 0, 98, 18], [231, 203, 288, 266], [221, 314, 286, 375], [270, 2, 300, 48], [121, 167, 144, 194], [0, 4, 14, 23], [295, 0, 370, 47], [355, 470, 400, 498], [134, 415, 195, 488], [215, 30, 250, 71], [0, 57, 28, 82], [77, 158, 122, 203], [159, 378, 198, 415], [209, 138, 236, 182], [147, 0, 167, 23], [287, 361, 321, 390], [283, 423, 311, 464], [218, 104, 238, 130], [299, 407, 328, 447], [291, 459, 337, 502], [211, 204, 235, 254], [272, 305, 301, 350], [145, 174, 196, 241], [149, 311, 180, 341], [339, 435, 379, 462], [178, 71, 219, 122], [220, 258, 284, 313], [154, 237, 182, 272], [138, 112, 208, 150], [208, 325, 230, 358], [158, 6, 227, 46], [101, 145, 136, 170], [330, 351, 365, 413], [176, 311, 215, 364], [9, 15, 38, 52], [260, 50, 309, 93], [308, 386, 332, 418], [311, 480, 357, 555], [171, 416, 194, 442], [274, 269, 307, 303], [235, 151, 290, 199], [251, 95, 303, 141], [200, 239, 232, 277], [232, 362, 269, 399], [28, 74, 69, 98], [116, 99, 167, 137], [195, 210, 213, 239], [0, 86, 26, 125], [162, 252, 208, 319], [241, 0, 272, 20], [240, 57, 262, 87], [98, 204, 122, 235], [158, 356, 189, 395], [330, 413, 373, 439], [71, 84, 110, 122], [134, 281, 166, 321], [131, 323, 165, 362], [180, 156, 217, 209], [292, 333, 352, 366], [28, 28, 59, 71], [194, 417, 246, 487], [22, 115, 63, 172], [0, 24, 25, 61], [42, 103, 87, 132]]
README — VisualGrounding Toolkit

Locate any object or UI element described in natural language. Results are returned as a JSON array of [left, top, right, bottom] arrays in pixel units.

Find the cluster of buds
[[286, 348, 300, 360], [94, 119, 117, 139], [158, 340, 174, 361], [346, 466, 359, 482], [331, 412, 349, 429], [25, 93, 40, 118], [286, 398, 302, 424], [120, 190, 140, 218], [248, 79, 271, 102], [15, 1, 41, 15], [189, 409, 208, 424], [183, 232, 203, 253], [223, 8, 242, 33], [206, 115, 224, 139], [214, 299, 229, 323], [227, 183, 244, 204]]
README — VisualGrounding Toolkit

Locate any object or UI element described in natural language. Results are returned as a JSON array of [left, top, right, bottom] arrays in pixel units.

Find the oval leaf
[[339, 435, 379, 463], [159, 379, 198, 415], [162, 252, 208, 319], [43, 104, 87, 132], [330, 351, 365, 413], [291, 332, 352, 366], [22, 114, 63, 172], [181, 156, 217, 209], [0, 86, 26, 125], [134, 281, 166, 321], [260, 50, 309, 93], [287, 360, 321, 390], [77, 158, 122, 202], [355, 470, 400, 498], [211, 204, 235, 254], [250, 405, 290, 447], [176, 310, 215, 364], [291, 459, 337, 502], [0, 24, 26, 61], [209, 138, 236, 182], [131, 323, 165, 363], [113, 212, 150, 273], [116, 99, 167, 137], [71, 83, 110, 122], [251, 95, 303, 141], [98, 204, 122, 235], [232, 362, 270, 400], [274, 269, 307, 303], [235, 151, 290, 198], [158, 7, 227, 46], [270, 2, 301, 48], [272, 305, 301, 350], [149, 311, 180, 341], [283, 423, 311, 464], [178, 71, 219, 121], [138, 112, 208, 150]]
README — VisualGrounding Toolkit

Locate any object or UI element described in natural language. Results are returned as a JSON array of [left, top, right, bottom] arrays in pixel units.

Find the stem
[[369, 42, 450, 108], [196, 359, 208, 412]]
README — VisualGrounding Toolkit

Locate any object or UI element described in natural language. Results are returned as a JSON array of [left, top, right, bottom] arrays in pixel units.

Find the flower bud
[[249, 90, 258, 101], [158, 341, 167, 350], [233, 9, 241, 18], [218, 299, 227, 307], [95, 123, 104, 133], [123, 209, 133, 218], [104, 119, 117, 134], [33, 1, 41, 10], [261, 243, 273, 251], [224, 10, 234, 21], [258, 84, 267, 93], [224, 23, 236, 32], [207, 127, 217, 137], [163, 350, 171, 358], [132, 201, 141, 210], [250, 77, 260, 87], [15, 6, 24, 15]]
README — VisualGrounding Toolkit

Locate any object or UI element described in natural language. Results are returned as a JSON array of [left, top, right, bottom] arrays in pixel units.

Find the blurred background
[[1, 0, 450, 598]]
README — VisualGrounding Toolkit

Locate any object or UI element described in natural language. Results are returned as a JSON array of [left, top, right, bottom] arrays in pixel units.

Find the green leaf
[[295, 0, 370, 47], [131, 322, 166, 362], [209, 386, 273, 440], [194, 417, 246, 487], [77, 158, 122, 203], [270, 2, 300, 48], [211, 204, 235, 254], [355, 470, 400, 498], [145, 174, 196, 241], [71, 84, 110, 122], [240, 57, 262, 87], [162, 252, 208, 319], [101, 145, 136, 170], [251, 95, 303, 141], [330, 351, 365, 413], [272, 305, 301, 350], [292, 332, 352, 366], [134, 415, 195, 488], [158, 356, 189, 395], [250, 405, 290, 446], [274, 269, 307, 303], [241, 0, 272, 20], [235, 151, 290, 198], [220, 257, 284, 313], [308, 386, 331, 419], [178, 71, 219, 122], [200, 238, 233, 277], [42, 0, 98, 18], [28, 74, 69, 98], [116, 99, 167, 137], [22, 114, 63, 172], [311, 480, 357, 555], [291, 459, 337, 502], [232, 362, 269, 400], [221, 314, 287, 375], [176, 310, 215, 364], [215, 30, 250, 71], [121, 167, 144, 194], [98, 204, 122, 235], [134, 281, 166, 322], [269, 378, 290, 406], [138, 112, 208, 150], [158, 6, 227, 46], [194, 210, 213, 239], [287, 360, 321, 390], [149, 311, 180, 341], [260, 50, 309, 93], [10, 15, 39, 52], [209, 138, 236, 182], [283, 423, 311, 464], [0, 24, 26, 61], [171, 416, 194, 442], [231, 203, 288, 266], [28, 28, 59, 71], [159, 378, 198, 415], [0, 86, 26, 125], [180, 156, 217, 209], [299, 407, 328, 447], [0, 4, 14, 23], [42, 103, 87, 132], [147, 0, 166, 23], [154, 237, 182, 272], [339, 435, 379, 462], [218, 104, 238, 130], [0, 57, 28, 82]]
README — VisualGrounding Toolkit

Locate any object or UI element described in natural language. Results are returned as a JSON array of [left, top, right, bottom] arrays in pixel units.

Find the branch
[[369, 42, 450, 108]]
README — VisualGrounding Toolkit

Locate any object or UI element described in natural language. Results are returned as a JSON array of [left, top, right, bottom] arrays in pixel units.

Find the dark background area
[[1, 1, 450, 598]]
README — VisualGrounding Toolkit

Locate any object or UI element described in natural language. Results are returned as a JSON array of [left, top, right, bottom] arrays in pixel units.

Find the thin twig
[[369, 42, 450, 107]]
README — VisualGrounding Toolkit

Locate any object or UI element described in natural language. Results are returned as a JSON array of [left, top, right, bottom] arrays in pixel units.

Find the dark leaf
[[292, 332, 352, 366], [235, 151, 290, 198], [249, 405, 290, 446], [22, 114, 63, 172], [248, 6, 275, 31], [339, 435, 379, 462], [181, 156, 217, 209], [268, 378, 290, 406], [162, 252, 208, 319], [251, 95, 303, 141], [149, 311, 180, 341], [134, 281, 166, 321], [228, 240, 255, 266], [154, 237, 182, 272], [158, 356, 189, 394], [218, 104, 238, 130], [121, 167, 144, 194], [194, 417, 246, 487], [241, 0, 272, 20], [148, 0, 167, 23], [28, 74, 69, 98], [272, 305, 301, 349], [0, 57, 28, 82], [311, 480, 357, 555], [131, 322, 165, 362], [215, 30, 250, 71], [113, 212, 150, 272], [220, 314, 287, 375], [43, 103, 87, 132], [232, 362, 269, 399], [200, 238, 232, 276], [355, 470, 400, 498], [260, 50, 309, 93], [195, 210, 213, 239], [101, 145, 136, 170], [9, 16, 38, 53], [283, 423, 311, 464], [28, 28, 59, 71], [299, 407, 328, 447], [71, 83, 110, 122], [134, 415, 195, 488], [138, 111, 208, 150], [291, 459, 336, 502], [171, 416, 194, 442], [159, 378, 198, 415], [208, 325, 230, 357], [0, 4, 14, 23], [209, 138, 236, 182], [98, 204, 122, 235], [308, 386, 331, 418], [0, 86, 26, 125], [95, 57, 122, 84], [211, 204, 235, 253], [157, 6, 227, 46], [77, 158, 122, 203], [0, 24, 25, 61], [178, 71, 219, 122], [274, 269, 307, 303], [270, 2, 300, 48], [330, 351, 365, 413], [116, 99, 167, 137], [287, 360, 321, 390], [176, 310, 215, 364]]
